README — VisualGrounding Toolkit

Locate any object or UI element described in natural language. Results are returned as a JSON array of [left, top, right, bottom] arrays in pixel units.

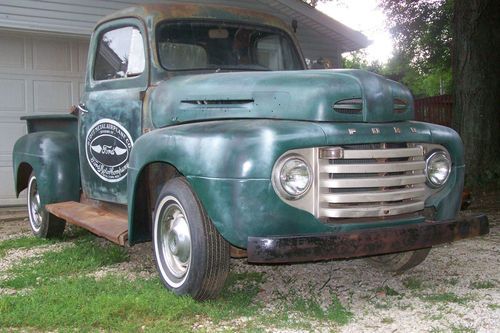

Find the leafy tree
[[341, 50, 383, 74], [376, 0, 453, 97], [381, 52, 452, 97], [379, 0, 452, 73]]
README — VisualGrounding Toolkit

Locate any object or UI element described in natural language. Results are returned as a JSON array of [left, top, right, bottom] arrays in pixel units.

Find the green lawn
[[0, 230, 351, 332]]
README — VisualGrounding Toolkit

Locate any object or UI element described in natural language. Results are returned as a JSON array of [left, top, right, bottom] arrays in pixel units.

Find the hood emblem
[[348, 128, 357, 135], [393, 127, 401, 134], [371, 128, 380, 135], [91, 144, 128, 156]]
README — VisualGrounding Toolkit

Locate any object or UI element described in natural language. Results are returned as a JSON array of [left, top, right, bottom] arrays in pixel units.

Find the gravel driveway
[[1, 192, 498, 332]]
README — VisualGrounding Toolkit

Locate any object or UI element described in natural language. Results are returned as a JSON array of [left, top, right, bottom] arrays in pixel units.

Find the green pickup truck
[[12, 4, 488, 300]]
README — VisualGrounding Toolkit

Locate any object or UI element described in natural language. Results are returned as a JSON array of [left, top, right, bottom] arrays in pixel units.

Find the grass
[[403, 277, 424, 290], [0, 231, 356, 332], [201, 272, 264, 321], [0, 233, 268, 331], [375, 285, 401, 296], [0, 236, 54, 258], [289, 295, 352, 325], [445, 277, 460, 286], [451, 325, 476, 333], [0, 272, 268, 332], [0, 273, 268, 331], [470, 280, 496, 289], [0, 235, 129, 289], [421, 292, 471, 305], [0, 276, 196, 332]]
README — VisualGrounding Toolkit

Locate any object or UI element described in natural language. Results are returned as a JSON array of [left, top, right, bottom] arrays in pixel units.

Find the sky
[[316, 0, 394, 64]]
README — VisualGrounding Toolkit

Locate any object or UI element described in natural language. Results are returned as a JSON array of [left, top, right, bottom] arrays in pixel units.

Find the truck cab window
[[159, 43, 208, 69], [157, 21, 303, 71], [94, 26, 145, 81]]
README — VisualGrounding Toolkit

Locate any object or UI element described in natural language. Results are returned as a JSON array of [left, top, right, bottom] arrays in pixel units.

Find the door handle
[[77, 103, 89, 114]]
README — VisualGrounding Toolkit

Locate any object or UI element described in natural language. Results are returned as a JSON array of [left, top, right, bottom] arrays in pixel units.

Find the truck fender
[[13, 131, 81, 206], [127, 120, 326, 244]]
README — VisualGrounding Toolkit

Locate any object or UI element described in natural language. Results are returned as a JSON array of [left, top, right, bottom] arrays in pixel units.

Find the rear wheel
[[367, 248, 431, 274], [27, 172, 65, 238], [153, 177, 230, 300]]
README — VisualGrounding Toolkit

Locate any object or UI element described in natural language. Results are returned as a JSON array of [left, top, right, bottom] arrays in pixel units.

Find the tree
[[452, 0, 500, 187], [379, 0, 452, 73], [341, 50, 383, 74], [376, 0, 453, 97], [382, 52, 452, 98]]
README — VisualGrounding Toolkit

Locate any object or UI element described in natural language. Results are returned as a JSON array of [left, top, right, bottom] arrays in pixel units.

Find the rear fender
[[13, 132, 81, 206]]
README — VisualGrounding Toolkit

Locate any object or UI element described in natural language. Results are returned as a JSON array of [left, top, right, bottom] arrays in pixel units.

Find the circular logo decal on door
[[85, 119, 133, 183]]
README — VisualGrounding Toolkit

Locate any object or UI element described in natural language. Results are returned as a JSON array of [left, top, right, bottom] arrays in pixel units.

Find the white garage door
[[0, 30, 88, 206]]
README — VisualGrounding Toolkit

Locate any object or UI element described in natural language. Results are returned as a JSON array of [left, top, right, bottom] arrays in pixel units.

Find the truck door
[[78, 19, 148, 204]]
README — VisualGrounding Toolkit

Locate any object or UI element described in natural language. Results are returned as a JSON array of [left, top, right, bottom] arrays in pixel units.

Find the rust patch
[[247, 215, 489, 264], [46, 201, 128, 246], [230, 246, 248, 258]]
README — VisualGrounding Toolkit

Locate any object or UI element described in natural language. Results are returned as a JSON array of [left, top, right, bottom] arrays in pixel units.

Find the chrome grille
[[318, 143, 426, 219]]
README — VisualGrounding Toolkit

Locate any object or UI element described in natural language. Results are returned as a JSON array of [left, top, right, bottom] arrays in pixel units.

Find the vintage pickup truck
[[12, 4, 488, 300]]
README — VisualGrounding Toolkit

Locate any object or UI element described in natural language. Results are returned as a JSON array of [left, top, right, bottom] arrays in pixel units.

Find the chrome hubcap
[[28, 176, 43, 232], [160, 200, 191, 281]]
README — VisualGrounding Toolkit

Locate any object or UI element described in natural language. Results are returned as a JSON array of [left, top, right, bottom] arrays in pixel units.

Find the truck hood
[[149, 69, 414, 128]]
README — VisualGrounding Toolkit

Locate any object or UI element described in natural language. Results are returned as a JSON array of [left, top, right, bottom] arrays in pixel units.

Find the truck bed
[[21, 114, 78, 135]]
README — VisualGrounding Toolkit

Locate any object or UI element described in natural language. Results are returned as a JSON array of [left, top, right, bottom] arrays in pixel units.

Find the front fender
[[13, 131, 81, 206], [127, 119, 326, 244]]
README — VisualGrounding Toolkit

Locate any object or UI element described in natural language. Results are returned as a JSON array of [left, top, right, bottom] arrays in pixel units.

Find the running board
[[45, 201, 128, 245]]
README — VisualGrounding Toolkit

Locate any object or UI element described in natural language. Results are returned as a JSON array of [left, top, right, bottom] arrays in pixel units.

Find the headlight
[[425, 151, 451, 187], [273, 155, 312, 200]]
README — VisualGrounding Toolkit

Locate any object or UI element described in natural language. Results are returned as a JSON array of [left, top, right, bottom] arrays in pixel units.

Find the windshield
[[156, 21, 303, 71]]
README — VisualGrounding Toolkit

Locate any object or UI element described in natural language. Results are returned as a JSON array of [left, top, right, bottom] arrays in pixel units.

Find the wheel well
[[16, 162, 33, 196], [131, 162, 180, 243]]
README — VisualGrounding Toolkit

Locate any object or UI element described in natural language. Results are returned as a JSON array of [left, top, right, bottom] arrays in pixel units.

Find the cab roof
[[97, 3, 293, 34]]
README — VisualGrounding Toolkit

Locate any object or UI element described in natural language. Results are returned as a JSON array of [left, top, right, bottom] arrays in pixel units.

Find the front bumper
[[247, 215, 489, 263]]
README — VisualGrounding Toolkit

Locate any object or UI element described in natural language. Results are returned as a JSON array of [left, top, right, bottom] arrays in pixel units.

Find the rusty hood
[[149, 69, 414, 128]]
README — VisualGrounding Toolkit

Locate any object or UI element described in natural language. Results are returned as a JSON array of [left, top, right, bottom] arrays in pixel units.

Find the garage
[[0, 30, 88, 205]]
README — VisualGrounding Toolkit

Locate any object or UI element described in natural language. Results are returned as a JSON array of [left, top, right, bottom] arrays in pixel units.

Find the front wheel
[[27, 172, 65, 238], [366, 248, 431, 274], [153, 177, 230, 300]]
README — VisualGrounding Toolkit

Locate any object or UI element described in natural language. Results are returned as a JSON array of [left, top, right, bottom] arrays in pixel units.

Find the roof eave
[[276, 0, 371, 52]]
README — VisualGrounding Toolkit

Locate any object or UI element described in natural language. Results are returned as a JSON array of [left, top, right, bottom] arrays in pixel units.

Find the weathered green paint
[[149, 69, 413, 128], [12, 132, 81, 206], [127, 119, 463, 246], [21, 114, 78, 135], [78, 17, 149, 204]]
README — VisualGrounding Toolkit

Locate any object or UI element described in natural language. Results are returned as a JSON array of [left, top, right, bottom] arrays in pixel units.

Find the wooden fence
[[414, 94, 453, 127]]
